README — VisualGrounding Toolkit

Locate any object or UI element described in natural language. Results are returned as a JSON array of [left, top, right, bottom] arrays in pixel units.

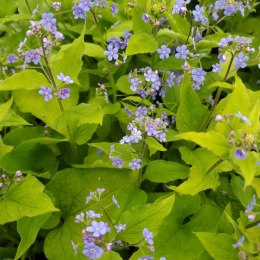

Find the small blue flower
[[111, 157, 124, 168], [86, 221, 110, 237], [212, 63, 221, 74], [41, 12, 57, 31], [104, 44, 119, 61], [86, 210, 101, 219], [83, 243, 103, 259], [112, 195, 120, 208], [234, 52, 249, 69], [234, 148, 246, 160], [175, 45, 189, 60], [218, 35, 233, 48], [245, 195, 256, 213], [232, 236, 245, 248], [192, 5, 208, 25], [218, 54, 227, 63], [111, 3, 118, 16], [39, 86, 53, 101], [157, 45, 171, 59], [75, 212, 84, 223], [57, 73, 74, 84], [115, 224, 126, 233], [143, 228, 154, 245], [73, 4, 86, 20], [25, 50, 41, 65], [59, 88, 71, 99], [142, 13, 150, 23], [129, 158, 142, 170], [235, 111, 251, 125], [7, 54, 18, 64], [138, 257, 154, 260]]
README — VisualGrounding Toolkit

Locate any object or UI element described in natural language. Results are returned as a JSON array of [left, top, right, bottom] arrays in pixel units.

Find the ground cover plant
[[0, 0, 260, 259]]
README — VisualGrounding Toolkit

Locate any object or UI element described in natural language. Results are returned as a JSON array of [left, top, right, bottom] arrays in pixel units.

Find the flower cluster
[[215, 112, 258, 160], [217, 35, 255, 71], [38, 72, 73, 101], [104, 30, 132, 62], [73, 188, 160, 259], [0, 170, 23, 196]]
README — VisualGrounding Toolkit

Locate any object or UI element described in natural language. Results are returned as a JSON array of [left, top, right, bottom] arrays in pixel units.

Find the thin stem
[[185, 12, 193, 44], [40, 38, 78, 162], [198, 52, 235, 132], [137, 138, 147, 187], [205, 159, 223, 175], [245, 220, 260, 229], [109, 67, 116, 103]]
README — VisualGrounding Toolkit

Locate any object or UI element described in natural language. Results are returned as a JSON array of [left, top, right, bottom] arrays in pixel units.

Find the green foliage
[[0, 0, 260, 259], [0, 175, 58, 225]]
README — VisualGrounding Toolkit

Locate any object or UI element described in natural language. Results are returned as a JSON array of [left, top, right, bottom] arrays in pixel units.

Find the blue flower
[[245, 195, 256, 213], [234, 148, 246, 160], [232, 236, 245, 248], [104, 44, 119, 61], [212, 63, 221, 74], [218, 36, 233, 48], [192, 5, 208, 25], [234, 52, 249, 69], [175, 45, 189, 60], [143, 228, 154, 245], [111, 3, 118, 16], [112, 195, 120, 208], [111, 157, 124, 168], [83, 244, 103, 259], [115, 224, 126, 233], [235, 111, 251, 125], [144, 69, 159, 82], [86, 221, 110, 237], [7, 54, 18, 64], [39, 86, 53, 101], [73, 4, 86, 20], [86, 210, 101, 219], [142, 13, 150, 23], [59, 88, 71, 99], [129, 158, 142, 170], [57, 73, 74, 84], [41, 12, 57, 31], [75, 212, 84, 223], [218, 54, 227, 63], [25, 50, 41, 65], [157, 45, 171, 59], [138, 257, 154, 260]]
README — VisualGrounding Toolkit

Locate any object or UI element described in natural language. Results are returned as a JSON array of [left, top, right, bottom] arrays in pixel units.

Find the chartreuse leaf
[[50, 24, 86, 83], [143, 160, 189, 183], [84, 42, 105, 58], [0, 70, 49, 91], [231, 151, 258, 186], [15, 213, 51, 260], [0, 175, 58, 225], [13, 86, 79, 133], [150, 195, 221, 259], [168, 166, 219, 195], [132, 6, 151, 34], [0, 142, 58, 174], [0, 97, 12, 120], [44, 168, 136, 260], [194, 232, 238, 259], [0, 98, 31, 130], [116, 194, 175, 244], [175, 131, 230, 157], [176, 74, 208, 132], [54, 103, 103, 139], [125, 32, 158, 55], [145, 137, 166, 156]]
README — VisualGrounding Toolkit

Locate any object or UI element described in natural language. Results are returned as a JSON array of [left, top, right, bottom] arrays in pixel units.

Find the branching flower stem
[[40, 38, 78, 162]]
